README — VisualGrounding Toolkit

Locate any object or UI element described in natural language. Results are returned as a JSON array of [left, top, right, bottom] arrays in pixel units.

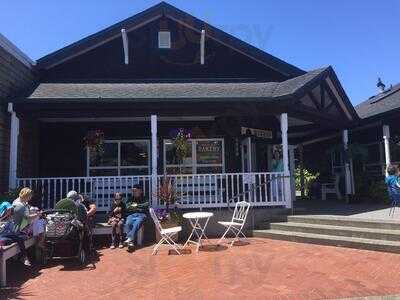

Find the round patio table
[[183, 211, 213, 253]]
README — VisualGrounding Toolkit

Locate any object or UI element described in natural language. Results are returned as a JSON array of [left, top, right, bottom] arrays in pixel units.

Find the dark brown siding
[[0, 44, 35, 192], [42, 17, 286, 82]]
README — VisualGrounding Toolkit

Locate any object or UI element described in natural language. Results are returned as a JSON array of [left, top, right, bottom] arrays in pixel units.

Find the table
[[183, 211, 213, 252]]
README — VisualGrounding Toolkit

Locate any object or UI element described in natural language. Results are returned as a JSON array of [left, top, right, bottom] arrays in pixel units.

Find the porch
[[7, 67, 357, 210]]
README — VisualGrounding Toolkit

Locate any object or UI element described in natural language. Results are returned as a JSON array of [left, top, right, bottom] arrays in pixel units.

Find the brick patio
[[2, 238, 400, 300]]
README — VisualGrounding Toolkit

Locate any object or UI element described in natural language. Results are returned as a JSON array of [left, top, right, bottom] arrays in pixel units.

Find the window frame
[[158, 31, 171, 49], [163, 138, 225, 174], [87, 139, 150, 176]]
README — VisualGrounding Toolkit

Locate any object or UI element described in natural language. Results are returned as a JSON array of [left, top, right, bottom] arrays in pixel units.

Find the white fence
[[16, 172, 287, 211]]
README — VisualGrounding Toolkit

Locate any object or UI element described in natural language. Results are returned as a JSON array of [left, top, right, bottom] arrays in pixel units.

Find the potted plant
[[154, 176, 184, 241]]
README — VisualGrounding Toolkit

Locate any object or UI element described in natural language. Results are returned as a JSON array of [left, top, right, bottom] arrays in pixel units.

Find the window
[[163, 138, 224, 174], [158, 31, 171, 49], [88, 140, 150, 176]]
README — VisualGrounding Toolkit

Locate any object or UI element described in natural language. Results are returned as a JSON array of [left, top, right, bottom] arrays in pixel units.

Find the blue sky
[[1, 0, 399, 105]]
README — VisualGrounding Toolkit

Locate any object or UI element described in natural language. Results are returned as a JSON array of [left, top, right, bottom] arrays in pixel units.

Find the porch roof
[[24, 67, 326, 101]]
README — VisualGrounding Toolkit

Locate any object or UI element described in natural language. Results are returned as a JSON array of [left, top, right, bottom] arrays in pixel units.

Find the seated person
[[108, 192, 126, 249], [385, 165, 400, 199], [9, 188, 42, 266], [124, 185, 149, 250], [0, 201, 13, 222], [56, 191, 88, 222], [80, 194, 96, 230]]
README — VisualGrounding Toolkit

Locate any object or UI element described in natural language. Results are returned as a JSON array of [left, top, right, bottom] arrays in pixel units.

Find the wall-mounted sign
[[241, 127, 272, 139], [196, 141, 223, 164]]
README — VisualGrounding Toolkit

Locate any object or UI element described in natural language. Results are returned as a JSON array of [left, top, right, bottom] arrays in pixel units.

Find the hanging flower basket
[[84, 130, 105, 156]]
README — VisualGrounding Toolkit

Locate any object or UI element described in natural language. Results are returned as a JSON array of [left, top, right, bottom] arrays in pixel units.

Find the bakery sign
[[196, 141, 223, 164], [241, 127, 273, 139]]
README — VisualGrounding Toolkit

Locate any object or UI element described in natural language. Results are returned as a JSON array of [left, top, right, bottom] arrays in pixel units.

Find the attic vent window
[[158, 31, 171, 49]]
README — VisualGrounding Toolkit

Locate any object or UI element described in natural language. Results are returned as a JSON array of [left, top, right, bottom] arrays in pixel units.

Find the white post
[[200, 29, 205, 65], [121, 28, 129, 65], [289, 145, 296, 202], [280, 113, 292, 209], [8, 103, 19, 189], [383, 125, 391, 175], [343, 130, 352, 196], [151, 115, 158, 207]]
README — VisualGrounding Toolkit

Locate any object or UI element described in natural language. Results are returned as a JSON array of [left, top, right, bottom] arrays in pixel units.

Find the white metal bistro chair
[[217, 201, 251, 247], [149, 208, 182, 255]]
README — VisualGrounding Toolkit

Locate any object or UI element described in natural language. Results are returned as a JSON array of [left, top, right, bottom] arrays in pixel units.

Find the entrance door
[[241, 137, 256, 173]]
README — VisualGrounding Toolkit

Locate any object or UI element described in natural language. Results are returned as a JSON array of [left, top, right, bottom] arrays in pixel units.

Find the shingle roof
[[27, 68, 328, 101], [355, 83, 400, 119]]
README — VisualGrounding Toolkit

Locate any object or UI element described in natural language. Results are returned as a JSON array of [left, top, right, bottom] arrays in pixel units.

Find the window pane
[[196, 140, 223, 165], [197, 166, 223, 174], [120, 168, 149, 176], [121, 141, 149, 166], [89, 169, 118, 176], [165, 140, 192, 165], [90, 143, 118, 167]]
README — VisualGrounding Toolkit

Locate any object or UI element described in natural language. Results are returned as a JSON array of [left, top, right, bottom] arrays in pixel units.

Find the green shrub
[[294, 168, 319, 197]]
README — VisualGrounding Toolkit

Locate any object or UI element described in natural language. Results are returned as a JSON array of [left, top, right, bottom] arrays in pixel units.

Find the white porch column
[[343, 129, 352, 196], [8, 103, 19, 189], [383, 124, 391, 175], [280, 113, 292, 209], [151, 115, 158, 207], [289, 145, 296, 202]]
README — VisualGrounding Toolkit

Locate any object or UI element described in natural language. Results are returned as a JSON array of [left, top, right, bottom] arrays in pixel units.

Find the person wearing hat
[[55, 190, 88, 221]]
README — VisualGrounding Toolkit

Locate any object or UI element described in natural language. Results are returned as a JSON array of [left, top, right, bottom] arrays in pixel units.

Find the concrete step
[[256, 215, 288, 230], [252, 229, 400, 253], [288, 215, 400, 231], [270, 222, 400, 242]]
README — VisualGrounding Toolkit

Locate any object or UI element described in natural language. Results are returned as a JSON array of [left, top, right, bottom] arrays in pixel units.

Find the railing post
[[280, 113, 292, 209], [151, 115, 158, 207]]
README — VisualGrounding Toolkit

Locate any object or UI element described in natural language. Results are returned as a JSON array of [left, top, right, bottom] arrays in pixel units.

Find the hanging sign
[[241, 127, 272, 139]]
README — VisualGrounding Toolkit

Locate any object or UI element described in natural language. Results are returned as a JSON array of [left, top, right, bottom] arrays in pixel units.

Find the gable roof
[[0, 33, 35, 68], [36, 2, 305, 78], [355, 83, 400, 119]]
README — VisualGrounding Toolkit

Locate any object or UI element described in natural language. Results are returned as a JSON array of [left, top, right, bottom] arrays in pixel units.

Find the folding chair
[[217, 201, 251, 247], [149, 208, 182, 255]]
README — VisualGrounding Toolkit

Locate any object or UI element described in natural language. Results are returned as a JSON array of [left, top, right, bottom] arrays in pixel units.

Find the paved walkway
[[2, 238, 400, 300], [294, 199, 400, 221]]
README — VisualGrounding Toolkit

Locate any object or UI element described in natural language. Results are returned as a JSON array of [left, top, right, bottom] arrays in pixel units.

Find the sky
[[1, 0, 399, 105]]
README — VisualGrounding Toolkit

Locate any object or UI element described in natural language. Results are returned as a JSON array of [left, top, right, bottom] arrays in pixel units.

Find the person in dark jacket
[[107, 192, 126, 249], [124, 185, 148, 251]]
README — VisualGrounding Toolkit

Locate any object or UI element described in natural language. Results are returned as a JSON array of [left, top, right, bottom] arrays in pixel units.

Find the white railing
[[157, 172, 286, 208], [16, 175, 151, 212], [16, 172, 287, 211]]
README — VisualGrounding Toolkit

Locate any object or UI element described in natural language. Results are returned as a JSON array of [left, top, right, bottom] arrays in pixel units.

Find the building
[[4, 2, 357, 210], [0, 33, 36, 193]]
